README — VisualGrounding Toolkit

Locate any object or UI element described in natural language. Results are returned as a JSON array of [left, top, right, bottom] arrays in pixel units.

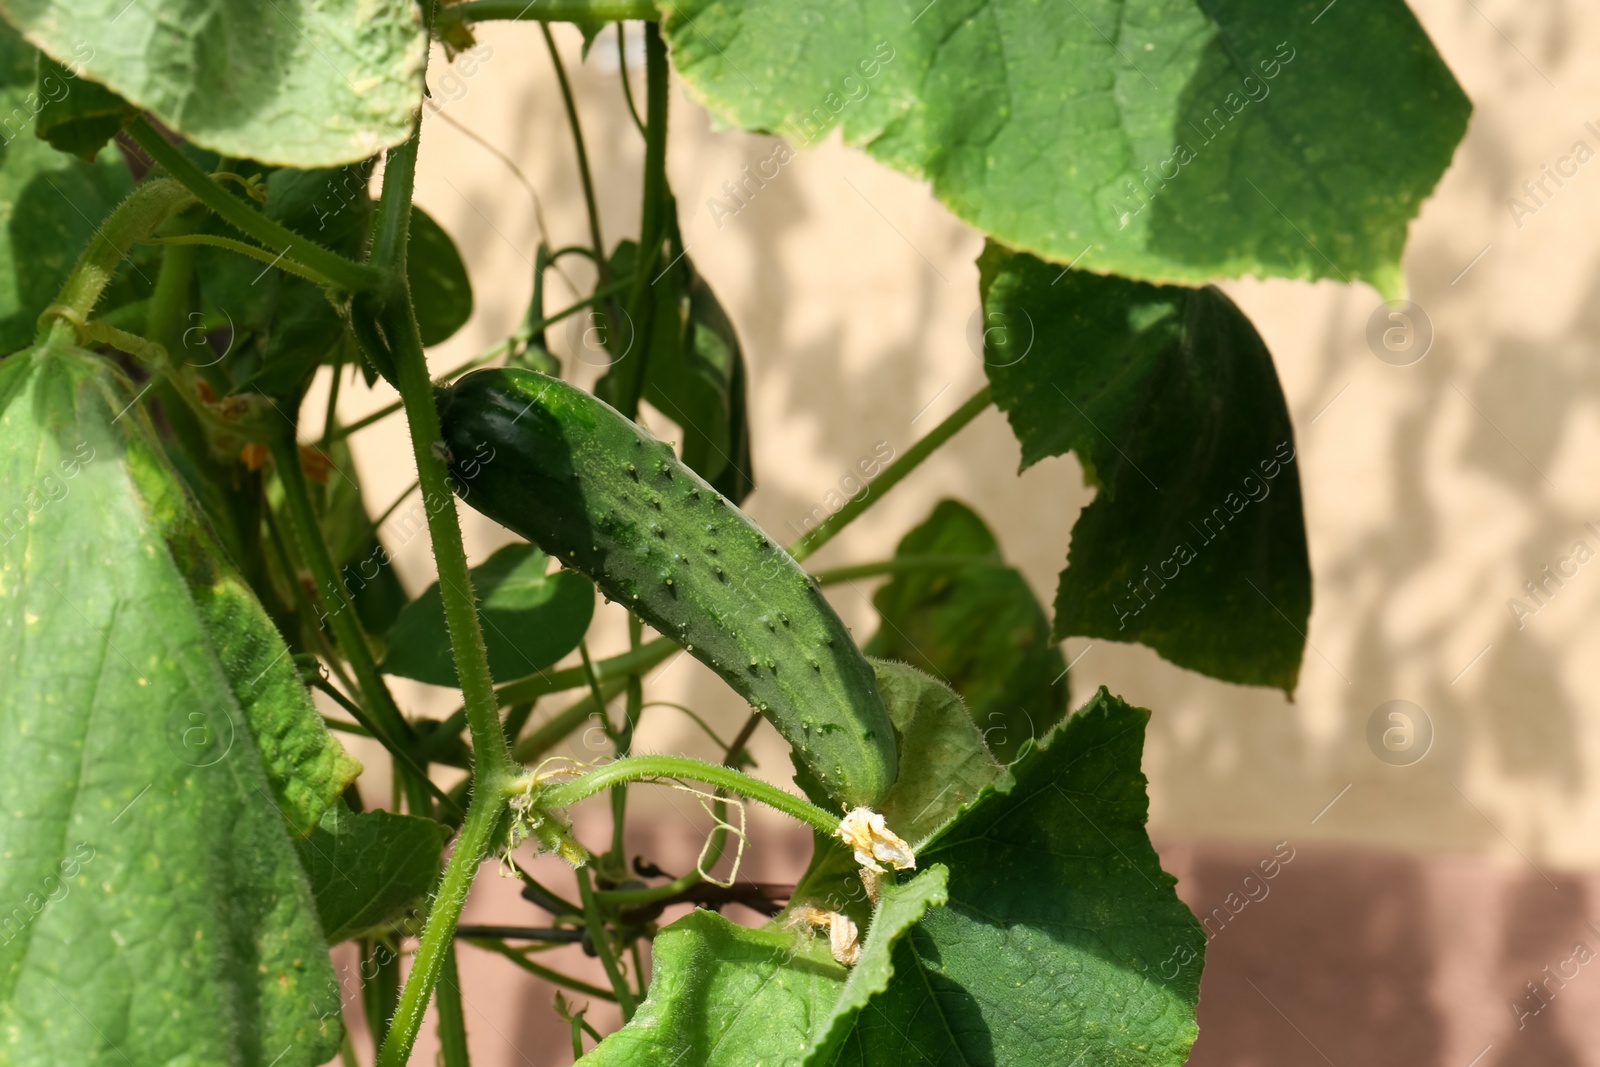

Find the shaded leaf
[[578, 867, 948, 1066], [865, 499, 1067, 762], [0, 0, 426, 167], [195, 162, 371, 396], [0, 22, 143, 353], [33, 54, 130, 162], [408, 206, 473, 347], [603, 238, 755, 502], [0, 343, 351, 1064], [382, 542, 594, 687], [663, 0, 1468, 291], [821, 688, 1204, 1066], [867, 661, 1002, 849], [295, 804, 446, 944], [981, 243, 1309, 692]]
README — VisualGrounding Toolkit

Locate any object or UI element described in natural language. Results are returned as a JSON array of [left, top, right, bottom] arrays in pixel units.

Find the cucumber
[[436, 368, 897, 809]]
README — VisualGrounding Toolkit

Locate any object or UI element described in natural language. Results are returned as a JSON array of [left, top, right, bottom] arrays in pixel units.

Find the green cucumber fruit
[[436, 368, 897, 809]]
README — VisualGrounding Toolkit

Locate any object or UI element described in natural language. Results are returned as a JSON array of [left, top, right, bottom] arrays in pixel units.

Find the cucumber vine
[[0, 1, 1469, 1065]]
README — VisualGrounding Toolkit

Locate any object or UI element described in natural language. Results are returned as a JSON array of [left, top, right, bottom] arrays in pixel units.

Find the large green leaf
[[819, 688, 1203, 1066], [295, 803, 446, 944], [981, 243, 1309, 692], [578, 866, 949, 1066], [662, 0, 1469, 290], [0, 343, 352, 1064], [0, 0, 426, 167], [381, 542, 594, 687], [408, 207, 473, 348], [865, 499, 1067, 763], [0, 23, 142, 353]]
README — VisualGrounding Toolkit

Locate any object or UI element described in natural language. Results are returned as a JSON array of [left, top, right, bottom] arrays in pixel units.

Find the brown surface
[[340, 832, 1600, 1065]]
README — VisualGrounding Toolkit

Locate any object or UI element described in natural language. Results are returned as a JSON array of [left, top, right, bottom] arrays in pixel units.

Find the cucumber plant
[[0, 1, 1468, 1065]]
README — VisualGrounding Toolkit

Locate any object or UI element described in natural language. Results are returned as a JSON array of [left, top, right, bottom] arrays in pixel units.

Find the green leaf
[[33, 55, 131, 162], [865, 499, 1067, 763], [0, 23, 143, 353], [408, 207, 473, 347], [869, 661, 1002, 848], [823, 688, 1204, 1066], [605, 238, 756, 502], [980, 243, 1309, 692], [195, 163, 371, 395], [663, 0, 1469, 291], [0, 343, 351, 1064], [382, 542, 594, 687], [791, 663, 999, 927], [295, 803, 446, 944], [0, 0, 426, 167], [578, 866, 949, 1066]]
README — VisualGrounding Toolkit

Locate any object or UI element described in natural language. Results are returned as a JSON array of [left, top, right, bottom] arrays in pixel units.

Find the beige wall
[[320, 0, 1600, 943]]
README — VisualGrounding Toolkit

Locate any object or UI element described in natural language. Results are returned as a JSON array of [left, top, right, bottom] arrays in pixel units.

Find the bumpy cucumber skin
[[437, 368, 896, 809]]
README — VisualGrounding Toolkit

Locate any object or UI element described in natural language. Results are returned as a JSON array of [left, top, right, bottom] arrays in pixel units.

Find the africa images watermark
[[1111, 440, 1298, 630], [1110, 40, 1298, 228], [704, 40, 898, 230], [0, 40, 95, 147], [1506, 120, 1600, 230], [1506, 521, 1600, 629]]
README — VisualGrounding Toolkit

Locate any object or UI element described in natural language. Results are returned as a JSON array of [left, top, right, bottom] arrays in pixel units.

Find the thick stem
[[790, 385, 994, 562], [43, 178, 194, 337], [527, 755, 839, 837], [128, 120, 382, 294], [376, 793, 508, 1067], [444, 0, 658, 24], [368, 109, 509, 775]]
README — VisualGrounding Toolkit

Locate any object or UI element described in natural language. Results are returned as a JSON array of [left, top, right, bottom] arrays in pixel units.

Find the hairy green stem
[[578, 866, 638, 1020], [442, 0, 659, 24], [791, 384, 994, 562], [378, 796, 508, 1066], [42, 178, 194, 339], [525, 755, 839, 837], [373, 101, 521, 1062], [144, 234, 335, 287], [593, 714, 757, 906], [128, 120, 382, 293]]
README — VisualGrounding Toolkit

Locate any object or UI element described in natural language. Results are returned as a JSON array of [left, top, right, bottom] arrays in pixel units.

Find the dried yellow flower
[[836, 807, 916, 873]]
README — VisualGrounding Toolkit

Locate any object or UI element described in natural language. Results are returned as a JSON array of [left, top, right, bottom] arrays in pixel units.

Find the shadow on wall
[[1162, 841, 1598, 1067]]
